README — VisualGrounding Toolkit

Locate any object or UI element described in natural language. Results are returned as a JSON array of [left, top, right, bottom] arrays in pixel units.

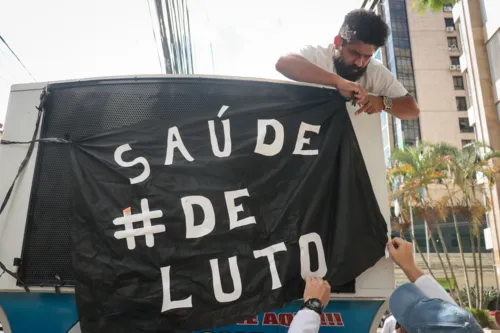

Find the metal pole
[[409, 203, 415, 258], [425, 221, 430, 264]]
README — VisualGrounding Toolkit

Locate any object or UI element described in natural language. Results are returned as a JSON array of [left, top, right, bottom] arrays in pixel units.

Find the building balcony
[[443, 5, 453, 12], [459, 53, 467, 72], [452, 3, 462, 23], [467, 106, 475, 126]]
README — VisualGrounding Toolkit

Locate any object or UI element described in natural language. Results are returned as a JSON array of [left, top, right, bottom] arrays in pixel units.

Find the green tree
[[388, 142, 460, 303], [431, 141, 500, 309], [412, 0, 459, 12]]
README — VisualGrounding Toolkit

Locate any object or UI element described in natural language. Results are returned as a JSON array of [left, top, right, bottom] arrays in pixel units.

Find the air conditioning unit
[[450, 64, 457, 70], [446, 26, 455, 32], [456, 65, 461, 71], [449, 45, 458, 52], [443, 6, 453, 12]]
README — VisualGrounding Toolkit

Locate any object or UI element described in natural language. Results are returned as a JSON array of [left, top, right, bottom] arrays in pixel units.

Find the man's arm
[[288, 310, 321, 333], [387, 238, 455, 304], [388, 93, 420, 120], [356, 93, 419, 120], [357, 64, 420, 120], [288, 277, 331, 333], [275, 54, 341, 87], [275, 52, 367, 102]]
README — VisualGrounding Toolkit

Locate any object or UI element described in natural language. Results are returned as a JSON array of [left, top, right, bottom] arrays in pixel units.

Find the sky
[[0, 0, 357, 123]]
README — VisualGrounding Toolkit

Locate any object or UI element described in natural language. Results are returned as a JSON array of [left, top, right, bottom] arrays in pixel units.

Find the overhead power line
[[0, 34, 36, 81]]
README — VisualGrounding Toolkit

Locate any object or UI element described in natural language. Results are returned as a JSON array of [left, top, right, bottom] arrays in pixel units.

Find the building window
[[458, 118, 474, 133], [453, 76, 465, 90], [445, 18, 455, 28], [456, 97, 467, 111], [448, 37, 459, 50], [462, 139, 472, 147], [450, 56, 460, 65]]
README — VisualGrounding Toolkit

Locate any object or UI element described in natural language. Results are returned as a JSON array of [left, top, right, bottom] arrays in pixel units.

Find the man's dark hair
[[339, 9, 389, 48]]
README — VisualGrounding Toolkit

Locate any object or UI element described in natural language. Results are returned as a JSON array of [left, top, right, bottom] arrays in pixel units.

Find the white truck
[[0, 76, 394, 333]]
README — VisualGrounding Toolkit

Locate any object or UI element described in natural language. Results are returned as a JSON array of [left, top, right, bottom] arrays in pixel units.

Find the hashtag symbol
[[113, 199, 165, 250]]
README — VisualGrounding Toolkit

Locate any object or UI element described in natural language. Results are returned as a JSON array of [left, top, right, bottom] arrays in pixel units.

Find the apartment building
[[452, 0, 500, 280], [360, 0, 500, 286], [362, 0, 478, 243]]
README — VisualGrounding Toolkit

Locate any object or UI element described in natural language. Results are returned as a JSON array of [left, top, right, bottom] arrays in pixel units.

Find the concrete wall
[[395, 253, 498, 289], [453, 0, 500, 282]]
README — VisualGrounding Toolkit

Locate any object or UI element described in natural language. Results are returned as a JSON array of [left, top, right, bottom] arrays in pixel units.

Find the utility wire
[[0, 34, 36, 81], [147, 0, 164, 72]]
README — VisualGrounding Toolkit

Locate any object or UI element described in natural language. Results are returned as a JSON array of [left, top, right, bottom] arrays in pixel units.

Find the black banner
[[41, 78, 387, 332]]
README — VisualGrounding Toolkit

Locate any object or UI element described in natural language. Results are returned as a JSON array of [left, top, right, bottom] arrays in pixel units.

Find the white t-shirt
[[298, 44, 409, 99]]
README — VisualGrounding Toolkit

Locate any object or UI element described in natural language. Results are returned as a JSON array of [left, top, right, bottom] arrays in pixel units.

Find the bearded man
[[275, 9, 420, 119]]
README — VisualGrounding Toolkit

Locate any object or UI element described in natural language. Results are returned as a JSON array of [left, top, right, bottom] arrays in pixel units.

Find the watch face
[[301, 298, 324, 315], [309, 299, 323, 308], [384, 96, 393, 108]]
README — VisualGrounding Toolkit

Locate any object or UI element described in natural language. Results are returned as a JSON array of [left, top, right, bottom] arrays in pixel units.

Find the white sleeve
[[288, 309, 321, 333], [381, 315, 397, 333], [298, 45, 320, 65], [414, 275, 456, 304], [373, 65, 408, 98]]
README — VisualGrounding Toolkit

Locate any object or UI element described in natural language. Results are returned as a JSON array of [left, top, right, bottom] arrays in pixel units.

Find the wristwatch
[[300, 298, 324, 315], [383, 96, 393, 111]]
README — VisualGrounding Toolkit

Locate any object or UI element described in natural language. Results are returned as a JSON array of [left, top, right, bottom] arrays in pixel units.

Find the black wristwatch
[[300, 298, 324, 315]]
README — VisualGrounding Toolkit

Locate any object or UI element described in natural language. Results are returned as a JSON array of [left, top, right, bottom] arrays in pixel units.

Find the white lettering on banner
[[253, 242, 287, 290], [210, 256, 243, 303], [299, 232, 327, 278], [182, 195, 216, 239], [113, 144, 151, 184], [113, 199, 165, 250], [165, 126, 194, 165], [293, 122, 321, 156], [208, 105, 232, 158], [161, 265, 193, 312], [224, 189, 256, 230], [109, 105, 328, 313], [114, 106, 322, 182], [159, 240, 327, 312], [254, 119, 285, 156]]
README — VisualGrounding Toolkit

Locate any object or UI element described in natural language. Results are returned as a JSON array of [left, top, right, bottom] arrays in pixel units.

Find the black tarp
[[26, 78, 387, 333]]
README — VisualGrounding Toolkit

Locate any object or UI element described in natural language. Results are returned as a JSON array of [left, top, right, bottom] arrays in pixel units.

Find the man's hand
[[335, 77, 368, 104], [387, 237, 415, 270], [303, 277, 331, 307], [355, 95, 384, 116], [387, 238, 424, 283]]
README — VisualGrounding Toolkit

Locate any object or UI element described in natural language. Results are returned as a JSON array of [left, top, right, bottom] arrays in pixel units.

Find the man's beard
[[333, 53, 368, 82]]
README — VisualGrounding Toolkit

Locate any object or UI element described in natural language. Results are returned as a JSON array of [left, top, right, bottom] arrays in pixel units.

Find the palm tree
[[389, 142, 460, 300], [431, 142, 474, 306], [412, 0, 459, 12], [432, 141, 500, 308]]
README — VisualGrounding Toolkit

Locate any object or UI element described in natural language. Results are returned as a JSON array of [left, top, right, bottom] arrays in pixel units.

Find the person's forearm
[[288, 309, 321, 333], [386, 94, 420, 120], [275, 54, 340, 87], [401, 264, 424, 283]]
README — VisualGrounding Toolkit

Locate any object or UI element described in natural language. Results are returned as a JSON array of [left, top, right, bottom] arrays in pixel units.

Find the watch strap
[[300, 298, 324, 315], [383, 96, 393, 110]]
